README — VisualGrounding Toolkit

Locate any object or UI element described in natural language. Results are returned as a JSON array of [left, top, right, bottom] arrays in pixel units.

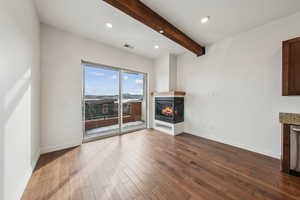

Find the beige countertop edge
[[279, 113, 300, 125]]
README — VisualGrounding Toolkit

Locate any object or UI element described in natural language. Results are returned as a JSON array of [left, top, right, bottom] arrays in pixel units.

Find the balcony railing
[[84, 100, 142, 130]]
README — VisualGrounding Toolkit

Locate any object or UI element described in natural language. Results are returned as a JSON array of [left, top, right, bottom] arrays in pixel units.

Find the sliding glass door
[[121, 71, 147, 133], [82, 62, 147, 141], [83, 65, 120, 140]]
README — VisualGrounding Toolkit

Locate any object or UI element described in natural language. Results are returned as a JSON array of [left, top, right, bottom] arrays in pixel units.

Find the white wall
[[154, 55, 170, 92], [0, 0, 41, 199], [169, 55, 177, 91], [177, 12, 300, 159], [154, 54, 177, 92], [40, 24, 154, 153]]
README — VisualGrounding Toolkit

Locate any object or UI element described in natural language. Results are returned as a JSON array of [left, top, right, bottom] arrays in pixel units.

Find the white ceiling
[[35, 0, 300, 59]]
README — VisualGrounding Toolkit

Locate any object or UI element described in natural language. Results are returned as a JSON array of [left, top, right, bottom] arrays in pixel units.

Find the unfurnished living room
[[2, 0, 300, 199]]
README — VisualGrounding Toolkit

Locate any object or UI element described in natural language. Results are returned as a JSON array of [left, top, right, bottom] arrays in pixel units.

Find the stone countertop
[[279, 113, 300, 125]]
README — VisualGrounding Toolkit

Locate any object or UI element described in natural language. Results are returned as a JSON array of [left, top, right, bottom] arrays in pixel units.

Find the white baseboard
[[15, 149, 40, 200], [31, 149, 41, 169], [41, 139, 82, 154], [186, 132, 281, 159]]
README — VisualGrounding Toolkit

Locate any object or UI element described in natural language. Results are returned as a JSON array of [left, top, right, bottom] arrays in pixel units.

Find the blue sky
[[84, 65, 144, 96]]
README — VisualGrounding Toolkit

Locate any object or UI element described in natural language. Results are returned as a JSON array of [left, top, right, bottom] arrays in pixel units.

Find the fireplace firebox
[[155, 97, 184, 124]]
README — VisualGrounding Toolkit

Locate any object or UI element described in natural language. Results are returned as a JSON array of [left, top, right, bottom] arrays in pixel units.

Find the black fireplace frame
[[155, 97, 184, 124]]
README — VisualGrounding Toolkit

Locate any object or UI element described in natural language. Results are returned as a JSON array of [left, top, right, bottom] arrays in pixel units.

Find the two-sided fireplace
[[155, 97, 184, 124]]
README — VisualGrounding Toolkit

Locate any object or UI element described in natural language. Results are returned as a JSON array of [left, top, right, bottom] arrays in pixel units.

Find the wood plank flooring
[[22, 129, 300, 200]]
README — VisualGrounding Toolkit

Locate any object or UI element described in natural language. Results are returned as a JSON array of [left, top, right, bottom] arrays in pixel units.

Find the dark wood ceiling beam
[[103, 0, 205, 56]]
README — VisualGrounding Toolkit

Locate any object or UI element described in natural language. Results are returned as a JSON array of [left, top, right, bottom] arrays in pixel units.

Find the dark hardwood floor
[[22, 129, 300, 200]]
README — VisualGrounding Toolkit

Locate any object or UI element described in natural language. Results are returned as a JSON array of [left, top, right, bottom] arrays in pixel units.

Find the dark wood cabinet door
[[283, 37, 300, 96]]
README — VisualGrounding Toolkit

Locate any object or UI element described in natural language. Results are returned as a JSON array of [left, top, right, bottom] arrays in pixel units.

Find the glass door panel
[[83, 64, 120, 140], [121, 71, 147, 133]]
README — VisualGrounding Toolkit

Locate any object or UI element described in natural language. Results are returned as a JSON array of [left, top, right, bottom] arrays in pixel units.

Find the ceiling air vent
[[124, 43, 135, 49]]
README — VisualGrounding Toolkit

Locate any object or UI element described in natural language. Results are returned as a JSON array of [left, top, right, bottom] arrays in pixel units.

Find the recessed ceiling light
[[106, 23, 113, 28], [159, 30, 164, 34], [154, 45, 159, 49], [201, 16, 210, 24]]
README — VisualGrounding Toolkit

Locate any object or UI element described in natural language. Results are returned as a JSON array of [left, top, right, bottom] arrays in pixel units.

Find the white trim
[[188, 132, 281, 159], [31, 149, 41, 170], [15, 149, 40, 200], [41, 140, 82, 154]]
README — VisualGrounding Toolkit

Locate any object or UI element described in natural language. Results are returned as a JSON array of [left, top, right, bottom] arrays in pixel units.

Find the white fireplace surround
[[152, 91, 185, 136]]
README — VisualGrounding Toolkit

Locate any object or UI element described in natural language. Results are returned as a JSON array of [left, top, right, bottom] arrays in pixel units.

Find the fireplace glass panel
[[155, 97, 184, 124]]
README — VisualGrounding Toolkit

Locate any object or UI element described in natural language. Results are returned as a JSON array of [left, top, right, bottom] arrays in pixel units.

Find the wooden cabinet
[[283, 37, 300, 96]]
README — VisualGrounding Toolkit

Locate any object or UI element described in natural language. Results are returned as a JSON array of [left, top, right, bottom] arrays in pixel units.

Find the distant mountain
[[85, 93, 143, 100], [123, 93, 143, 100], [85, 95, 118, 100]]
